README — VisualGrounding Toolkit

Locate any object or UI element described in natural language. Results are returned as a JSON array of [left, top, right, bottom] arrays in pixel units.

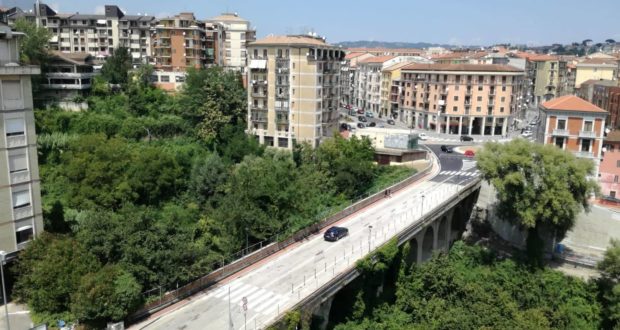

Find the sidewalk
[[0, 303, 33, 330]]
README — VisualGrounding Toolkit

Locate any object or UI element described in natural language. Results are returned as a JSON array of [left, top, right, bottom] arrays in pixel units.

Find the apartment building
[[380, 62, 413, 120], [339, 52, 374, 106], [150, 13, 218, 91], [575, 58, 618, 89], [246, 35, 345, 148], [0, 24, 43, 259], [8, 3, 155, 63], [577, 80, 620, 129], [41, 51, 97, 108], [600, 131, 620, 198], [538, 95, 607, 177], [207, 13, 255, 72], [398, 64, 524, 136], [530, 55, 567, 105]]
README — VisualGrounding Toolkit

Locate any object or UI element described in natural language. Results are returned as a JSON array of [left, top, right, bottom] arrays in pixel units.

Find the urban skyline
[[2, 0, 620, 46]]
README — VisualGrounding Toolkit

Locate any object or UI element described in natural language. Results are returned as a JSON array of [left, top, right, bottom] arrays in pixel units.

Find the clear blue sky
[[3, 0, 620, 46]]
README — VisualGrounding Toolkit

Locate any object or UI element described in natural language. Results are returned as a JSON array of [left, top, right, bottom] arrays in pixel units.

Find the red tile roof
[[358, 55, 395, 64], [344, 52, 366, 60], [529, 54, 558, 62], [541, 95, 607, 113], [578, 58, 618, 66], [401, 63, 523, 72]]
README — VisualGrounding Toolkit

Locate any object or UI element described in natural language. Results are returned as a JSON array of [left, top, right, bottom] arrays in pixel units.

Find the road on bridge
[[135, 146, 480, 330]]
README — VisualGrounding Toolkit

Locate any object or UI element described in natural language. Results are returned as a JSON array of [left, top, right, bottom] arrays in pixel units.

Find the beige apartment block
[[575, 58, 618, 89], [207, 13, 255, 73], [0, 24, 43, 259], [398, 63, 524, 136], [247, 35, 345, 148], [530, 55, 567, 105], [339, 52, 374, 106], [10, 3, 154, 63], [380, 62, 412, 119]]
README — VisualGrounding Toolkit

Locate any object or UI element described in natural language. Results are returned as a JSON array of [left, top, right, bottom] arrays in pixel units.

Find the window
[[615, 175, 619, 183], [557, 119, 566, 130], [8, 153, 27, 173], [5, 118, 25, 136], [478, 86, 483, 91], [501, 96, 505, 102], [2, 80, 22, 104], [477, 96, 482, 101], [455, 85, 460, 91], [453, 106, 458, 112], [476, 106, 481, 112], [581, 139, 592, 152], [453, 96, 459, 101], [500, 107, 505, 113], [555, 137, 564, 149], [160, 75, 170, 82], [15, 226, 33, 244], [12, 190, 30, 209], [584, 120, 593, 132], [612, 191, 617, 198], [502, 86, 506, 92], [616, 160, 620, 168]]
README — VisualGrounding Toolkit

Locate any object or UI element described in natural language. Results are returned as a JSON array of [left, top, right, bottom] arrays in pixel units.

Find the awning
[[131, 52, 141, 59], [249, 59, 267, 69], [97, 19, 107, 24]]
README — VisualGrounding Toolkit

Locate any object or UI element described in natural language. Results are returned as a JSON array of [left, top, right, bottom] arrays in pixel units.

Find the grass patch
[[367, 165, 417, 195]]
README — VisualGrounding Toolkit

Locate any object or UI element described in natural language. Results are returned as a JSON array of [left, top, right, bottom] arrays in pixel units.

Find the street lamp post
[[368, 225, 373, 252], [0, 251, 10, 330], [420, 194, 425, 217], [245, 227, 249, 256]]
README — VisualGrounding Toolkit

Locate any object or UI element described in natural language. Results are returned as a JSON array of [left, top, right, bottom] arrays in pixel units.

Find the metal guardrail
[[127, 156, 434, 323]]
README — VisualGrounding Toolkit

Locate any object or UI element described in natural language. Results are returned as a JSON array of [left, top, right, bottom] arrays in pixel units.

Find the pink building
[[600, 131, 620, 198]]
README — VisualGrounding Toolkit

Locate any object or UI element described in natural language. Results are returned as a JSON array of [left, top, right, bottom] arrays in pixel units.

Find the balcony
[[251, 116, 268, 123], [574, 151, 595, 159], [10, 170, 30, 185], [275, 81, 290, 86], [41, 83, 91, 90], [439, 89, 448, 95], [465, 90, 472, 96], [250, 105, 268, 112], [489, 90, 496, 96], [579, 130, 597, 138], [276, 93, 289, 99], [6, 135, 27, 148], [251, 92, 267, 98], [13, 205, 33, 220], [552, 129, 570, 136], [276, 117, 289, 125]]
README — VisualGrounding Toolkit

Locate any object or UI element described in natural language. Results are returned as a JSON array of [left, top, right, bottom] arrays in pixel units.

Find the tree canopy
[[476, 139, 597, 261], [101, 47, 132, 85]]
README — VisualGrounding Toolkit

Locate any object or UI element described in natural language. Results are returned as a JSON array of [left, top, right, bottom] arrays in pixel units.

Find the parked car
[[365, 111, 374, 118], [358, 116, 367, 122], [340, 123, 348, 131], [529, 120, 538, 126], [345, 104, 351, 110], [440, 145, 453, 153], [387, 119, 395, 125], [460, 135, 474, 142], [418, 133, 428, 140], [357, 108, 365, 114], [464, 150, 475, 158], [324, 226, 349, 242], [522, 131, 533, 137], [357, 122, 365, 128], [368, 121, 377, 127]]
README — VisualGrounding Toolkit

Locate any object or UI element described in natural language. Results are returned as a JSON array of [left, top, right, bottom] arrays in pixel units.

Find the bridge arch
[[437, 216, 449, 251], [404, 238, 419, 266], [421, 226, 434, 261]]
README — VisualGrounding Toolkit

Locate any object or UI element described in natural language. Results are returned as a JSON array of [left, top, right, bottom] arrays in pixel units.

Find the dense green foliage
[[101, 47, 132, 85], [335, 242, 603, 330], [598, 239, 620, 328], [12, 18, 52, 105], [476, 139, 598, 262], [14, 67, 412, 326]]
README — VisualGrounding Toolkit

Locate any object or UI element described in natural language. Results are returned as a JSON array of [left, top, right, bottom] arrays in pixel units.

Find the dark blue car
[[324, 226, 349, 242]]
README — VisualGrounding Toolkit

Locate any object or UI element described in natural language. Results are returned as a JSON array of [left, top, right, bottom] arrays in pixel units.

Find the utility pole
[[368, 225, 373, 252]]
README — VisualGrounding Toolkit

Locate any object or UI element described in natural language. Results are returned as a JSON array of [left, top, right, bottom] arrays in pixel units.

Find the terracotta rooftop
[[529, 54, 558, 62], [580, 79, 618, 87], [577, 58, 618, 66], [359, 55, 395, 64], [401, 63, 523, 72], [344, 52, 365, 60], [541, 95, 607, 113], [250, 35, 330, 47], [605, 130, 620, 143], [382, 61, 414, 72], [346, 47, 422, 54]]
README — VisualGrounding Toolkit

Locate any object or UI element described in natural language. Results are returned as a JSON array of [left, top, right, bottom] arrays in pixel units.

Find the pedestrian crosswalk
[[438, 170, 480, 177], [209, 281, 287, 315], [461, 160, 477, 171]]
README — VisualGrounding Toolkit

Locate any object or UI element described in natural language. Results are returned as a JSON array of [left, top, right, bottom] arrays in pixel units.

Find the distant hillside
[[335, 40, 456, 49]]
